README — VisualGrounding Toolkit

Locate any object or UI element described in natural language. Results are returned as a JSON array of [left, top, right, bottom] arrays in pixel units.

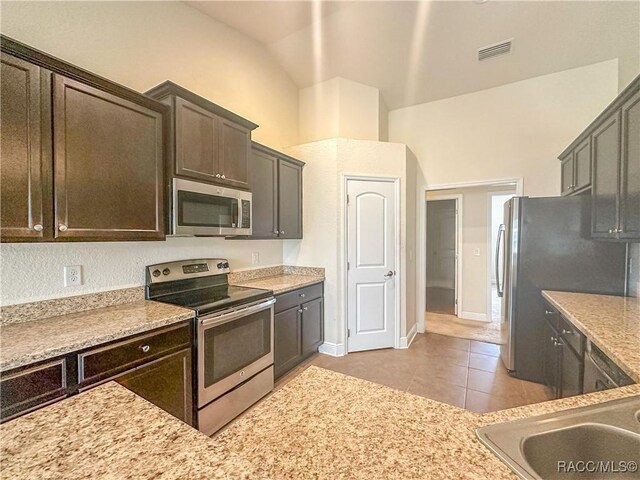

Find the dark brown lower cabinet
[[116, 348, 192, 425], [0, 358, 68, 422], [542, 318, 560, 398], [274, 283, 324, 379]]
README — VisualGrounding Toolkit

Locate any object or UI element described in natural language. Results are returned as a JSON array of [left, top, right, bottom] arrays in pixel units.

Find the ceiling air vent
[[478, 39, 512, 61]]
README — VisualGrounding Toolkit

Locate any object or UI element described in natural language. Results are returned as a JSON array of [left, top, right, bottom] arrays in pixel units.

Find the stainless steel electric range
[[145, 258, 275, 435]]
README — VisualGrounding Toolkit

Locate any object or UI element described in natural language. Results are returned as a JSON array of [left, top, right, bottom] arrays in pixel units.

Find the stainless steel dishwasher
[[583, 340, 634, 393]]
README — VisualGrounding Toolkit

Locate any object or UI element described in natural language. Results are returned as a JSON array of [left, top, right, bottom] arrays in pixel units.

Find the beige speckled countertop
[[542, 291, 640, 382], [0, 300, 194, 372], [231, 274, 324, 295], [0, 382, 255, 479], [2, 366, 639, 479]]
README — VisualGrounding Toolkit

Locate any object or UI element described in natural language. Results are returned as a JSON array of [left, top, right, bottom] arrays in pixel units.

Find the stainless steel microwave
[[172, 178, 251, 236]]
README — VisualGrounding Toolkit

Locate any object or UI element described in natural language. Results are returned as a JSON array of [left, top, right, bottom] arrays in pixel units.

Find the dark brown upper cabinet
[[0, 52, 52, 241], [558, 74, 640, 241], [0, 36, 168, 242], [145, 81, 257, 191], [560, 138, 591, 196], [250, 142, 304, 239]]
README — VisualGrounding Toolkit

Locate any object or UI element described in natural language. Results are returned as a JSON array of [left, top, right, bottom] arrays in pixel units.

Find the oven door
[[197, 298, 275, 407], [173, 178, 252, 236]]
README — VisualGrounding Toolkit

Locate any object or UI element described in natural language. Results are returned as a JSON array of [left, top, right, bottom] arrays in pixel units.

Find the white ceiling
[[187, 1, 640, 110]]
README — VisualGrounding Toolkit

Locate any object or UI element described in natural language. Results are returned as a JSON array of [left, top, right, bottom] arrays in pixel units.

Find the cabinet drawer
[[275, 283, 323, 314], [558, 315, 584, 356], [78, 323, 190, 385], [0, 359, 67, 422]]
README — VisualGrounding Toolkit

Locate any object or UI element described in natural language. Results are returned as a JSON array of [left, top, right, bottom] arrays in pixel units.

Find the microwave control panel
[[241, 200, 251, 228]]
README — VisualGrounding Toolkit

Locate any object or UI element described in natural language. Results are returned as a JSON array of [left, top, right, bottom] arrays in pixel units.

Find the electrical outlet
[[251, 252, 260, 265], [64, 265, 82, 287]]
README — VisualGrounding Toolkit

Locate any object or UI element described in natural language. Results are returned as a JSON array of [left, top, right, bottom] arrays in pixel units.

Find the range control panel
[[146, 258, 230, 284]]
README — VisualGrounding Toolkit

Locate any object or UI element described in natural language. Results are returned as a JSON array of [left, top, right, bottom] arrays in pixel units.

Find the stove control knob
[[223, 262, 229, 269], [162, 268, 171, 276], [217, 262, 225, 269], [152, 269, 161, 278]]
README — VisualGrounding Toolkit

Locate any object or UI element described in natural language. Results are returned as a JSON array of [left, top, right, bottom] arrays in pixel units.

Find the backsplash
[[630, 243, 640, 297]]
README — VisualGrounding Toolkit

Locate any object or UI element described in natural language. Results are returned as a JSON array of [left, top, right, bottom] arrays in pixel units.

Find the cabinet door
[[591, 112, 621, 238], [116, 348, 193, 425], [619, 89, 640, 240], [0, 53, 52, 241], [218, 118, 250, 189], [573, 138, 591, 192], [278, 159, 303, 239], [542, 320, 560, 399], [560, 154, 574, 196], [274, 306, 302, 379], [559, 343, 582, 399], [174, 96, 218, 182], [0, 359, 67, 423], [301, 298, 323, 357], [53, 75, 164, 240], [249, 148, 278, 238]]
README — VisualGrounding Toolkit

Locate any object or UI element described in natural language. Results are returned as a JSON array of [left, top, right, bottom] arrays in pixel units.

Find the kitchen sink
[[477, 396, 640, 480]]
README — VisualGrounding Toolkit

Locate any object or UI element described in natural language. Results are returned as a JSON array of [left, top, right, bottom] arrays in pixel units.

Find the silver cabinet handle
[[221, 174, 226, 179], [33, 224, 43, 232], [58, 224, 67, 232], [561, 329, 573, 335], [303, 306, 308, 311], [384, 270, 395, 279], [140, 344, 150, 353], [299, 293, 306, 298], [273, 230, 279, 235], [544, 309, 555, 315], [215, 174, 221, 178], [280, 230, 285, 235], [298, 308, 303, 313]]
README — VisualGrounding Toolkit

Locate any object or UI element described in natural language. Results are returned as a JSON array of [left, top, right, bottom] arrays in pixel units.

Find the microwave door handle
[[200, 298, 276, 328], [232, 199, 239, 228]]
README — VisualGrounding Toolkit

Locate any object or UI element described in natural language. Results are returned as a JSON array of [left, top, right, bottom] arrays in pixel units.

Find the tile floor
[[277, 332, 553, 413], [424, 312, 503, 344]]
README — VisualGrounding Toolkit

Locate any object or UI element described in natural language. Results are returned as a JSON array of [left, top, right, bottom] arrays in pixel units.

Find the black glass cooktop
[[153, 284, 272, 316]]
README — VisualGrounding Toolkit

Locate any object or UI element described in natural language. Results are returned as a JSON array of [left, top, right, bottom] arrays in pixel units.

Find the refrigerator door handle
[[495, 224, 505, 297]]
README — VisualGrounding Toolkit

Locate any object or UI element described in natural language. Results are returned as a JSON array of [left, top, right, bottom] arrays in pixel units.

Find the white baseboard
[[318, 342, 346, 357], [399, 323, 418, 349], [460, 311, 489, 322]]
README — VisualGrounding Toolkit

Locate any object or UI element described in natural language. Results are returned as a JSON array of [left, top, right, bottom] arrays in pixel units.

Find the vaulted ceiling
[[187, 1, 640, 109]]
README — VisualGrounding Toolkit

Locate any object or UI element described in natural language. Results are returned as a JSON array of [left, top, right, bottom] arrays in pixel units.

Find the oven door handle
[[200, 298, 276, 328]]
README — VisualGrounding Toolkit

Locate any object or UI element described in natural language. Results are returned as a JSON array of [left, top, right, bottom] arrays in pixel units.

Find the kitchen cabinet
[[0, 358, 68, 423], [145, 81, 257, 191], [1, 321, 193, 425], [542, 302, 585, 399], [559, 73, 639, 240], [274, 283, 324, 379], [560, 138, 591, 196], [0, 52, 52, 241], [250, 142, 304, 239], [0, 36, 167, 243]]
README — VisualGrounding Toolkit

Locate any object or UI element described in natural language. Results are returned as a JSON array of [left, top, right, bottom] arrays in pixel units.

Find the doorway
[[346, 177, 399, 353], [488, 193, 515, 323], [425, 198, 459, 315]]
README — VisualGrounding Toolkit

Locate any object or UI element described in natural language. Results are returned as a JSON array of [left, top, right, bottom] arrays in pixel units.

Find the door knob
[[384, 270, 395, 279]]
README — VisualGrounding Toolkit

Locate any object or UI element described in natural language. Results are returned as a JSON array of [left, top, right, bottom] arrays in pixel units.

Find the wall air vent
[[478, 39, 512, 61]]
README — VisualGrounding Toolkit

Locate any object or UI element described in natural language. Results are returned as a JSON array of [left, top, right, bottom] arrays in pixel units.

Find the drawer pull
[[562, 329, 574, 335], [140, 344, 150, 353], [303, 306, 308, 311], [298, 309, 303, 313], [300, 293, 306, 298], [544, 309, 555, 315]]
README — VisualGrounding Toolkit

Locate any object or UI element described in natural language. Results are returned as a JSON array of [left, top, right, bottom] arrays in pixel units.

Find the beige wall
[[299, 77, 383, 143], [0, 0, 300, 305], [284, 139, 416, 351], [426, 185, 515, 319], [0, 1, 298, 150], [389, 60, 620, 197]]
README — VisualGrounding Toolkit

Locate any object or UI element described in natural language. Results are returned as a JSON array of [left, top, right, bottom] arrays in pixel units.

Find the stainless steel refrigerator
[[496, 195, 627, 383]]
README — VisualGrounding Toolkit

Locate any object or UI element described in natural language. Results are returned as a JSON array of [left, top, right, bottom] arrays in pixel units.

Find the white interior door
[[347, 179, 397, 352]]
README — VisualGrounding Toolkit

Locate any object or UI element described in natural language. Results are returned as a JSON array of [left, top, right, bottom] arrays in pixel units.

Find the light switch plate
[[64, 265, 82, 287]]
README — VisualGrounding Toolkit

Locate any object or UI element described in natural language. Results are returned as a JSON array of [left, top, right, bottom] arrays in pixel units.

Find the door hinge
[[347, 261, 350, 270], [348, 329, 351, 338], [455, 299, 458, 305], [347, 194, 350, 205]]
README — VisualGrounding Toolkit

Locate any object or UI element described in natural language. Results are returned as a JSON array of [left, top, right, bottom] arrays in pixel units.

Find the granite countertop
[[231, 274, 324, 295], [0, 300, 194, 372], [0, 382, 256, 480], [3, 366, 639, 479], [542, 291, 640, 382]]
